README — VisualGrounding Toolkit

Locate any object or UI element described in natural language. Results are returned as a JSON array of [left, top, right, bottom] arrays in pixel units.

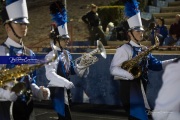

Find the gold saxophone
[[121, 36, 159, 79], [0, 41, 57, 94]]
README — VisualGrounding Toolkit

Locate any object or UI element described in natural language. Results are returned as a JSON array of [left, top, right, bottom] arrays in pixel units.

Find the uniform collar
[[54, 45, 62, 51], [129, 40, 141, 47], [4, 37, 22, 48]]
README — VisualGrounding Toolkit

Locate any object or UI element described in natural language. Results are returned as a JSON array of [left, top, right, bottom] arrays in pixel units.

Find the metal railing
[[28, 45, 180, 53]]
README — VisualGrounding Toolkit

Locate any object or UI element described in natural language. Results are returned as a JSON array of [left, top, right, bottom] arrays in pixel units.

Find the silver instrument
[[75, 40, 106, 77]]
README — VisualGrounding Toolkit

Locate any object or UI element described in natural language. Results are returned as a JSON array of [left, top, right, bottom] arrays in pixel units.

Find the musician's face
[[130, 30, 144, 41], [60, 39, 69, 48], [11, 22, 28, 37]]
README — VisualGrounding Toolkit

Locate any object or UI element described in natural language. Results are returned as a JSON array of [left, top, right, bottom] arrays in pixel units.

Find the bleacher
[[28, 0, 180, 54], [142, 0, 180, 30]]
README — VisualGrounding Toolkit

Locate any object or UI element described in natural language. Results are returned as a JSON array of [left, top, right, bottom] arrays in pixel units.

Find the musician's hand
[[3, 90, 17, 102], [9, 91, 18, 101], [127, 74, 134, 80], [65, 81, 75, 89], [39, 86, 50, 100], [124, 71, 134, 80]]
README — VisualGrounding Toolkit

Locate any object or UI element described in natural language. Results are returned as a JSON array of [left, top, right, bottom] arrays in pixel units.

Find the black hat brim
[[130, 26, 144, 32], [12, 18, 29, 24]]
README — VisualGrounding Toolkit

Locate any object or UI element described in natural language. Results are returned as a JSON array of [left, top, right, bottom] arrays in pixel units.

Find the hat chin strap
[[57, 39, 63, 51], [130, 30, 140, 44], [8, 23, 22, 40]]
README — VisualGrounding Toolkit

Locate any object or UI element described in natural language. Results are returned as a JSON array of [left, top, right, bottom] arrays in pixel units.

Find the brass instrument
[[74, 40, 106, 77], [0, 41, 57, 94], [75, 40, 106, 69], [121, 36, 159, 78]]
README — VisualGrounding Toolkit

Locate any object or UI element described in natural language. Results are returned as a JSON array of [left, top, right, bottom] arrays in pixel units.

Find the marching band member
[[153, 58, 180, 120], [45, 1, 89, 120], [0, 0, 50, 120], [110, 0, 176, 119]]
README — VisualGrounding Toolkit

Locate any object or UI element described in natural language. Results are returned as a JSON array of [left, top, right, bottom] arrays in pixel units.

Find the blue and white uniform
[[45, 48, 76, 119], [153, 59, 180, 120], [0, 38, 50, 120], [110, 40, 175, 120]]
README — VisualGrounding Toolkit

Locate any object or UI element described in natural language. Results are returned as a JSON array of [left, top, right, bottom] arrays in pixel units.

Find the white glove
[[124, 70, 134, 80], [37, 86, 50, 100], [3, 90, 17, 102], [9, 92, 17, 102], [64, 81, 75, 89], [111, 67, 134, 80]]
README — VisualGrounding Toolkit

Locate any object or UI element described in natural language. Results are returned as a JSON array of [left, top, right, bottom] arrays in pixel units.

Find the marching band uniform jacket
[[110, 40, 175, 120], [153, 60, 180, 120], [0, 37, 50, 120], [110, 40, 174, 81], [45, 49, 76, 88], [45, 48, 76, 117]]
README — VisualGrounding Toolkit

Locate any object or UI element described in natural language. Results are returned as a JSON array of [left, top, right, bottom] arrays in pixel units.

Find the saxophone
[[0, 40, 57, 94], [121, 36, 159, 78]]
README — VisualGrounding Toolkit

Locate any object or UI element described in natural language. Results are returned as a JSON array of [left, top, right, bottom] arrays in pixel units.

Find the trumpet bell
[[97, 40, 106, 59]]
